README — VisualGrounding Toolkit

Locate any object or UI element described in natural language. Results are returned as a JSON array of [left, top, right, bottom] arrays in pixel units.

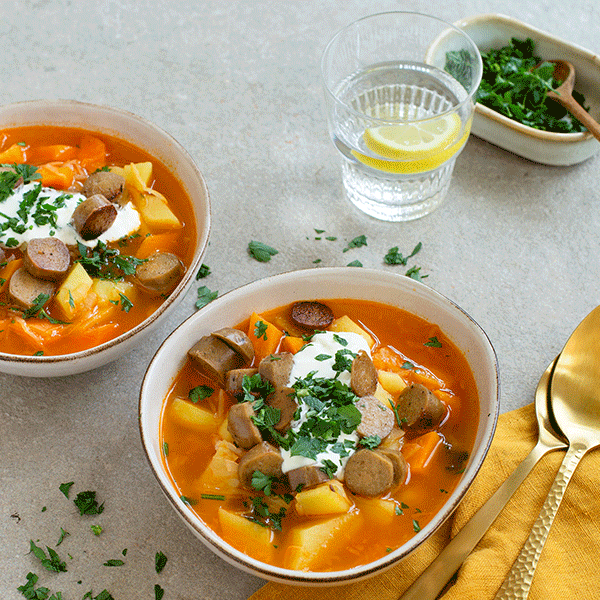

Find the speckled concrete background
[[1, 1, 599, 598]]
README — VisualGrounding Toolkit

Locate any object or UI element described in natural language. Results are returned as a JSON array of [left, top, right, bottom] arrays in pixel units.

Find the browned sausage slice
[[344, 449, 394, 497], [8, 267, 56, 310], [227, 402, 263, 449], [71, 194, 117, 240], [238, 441, 283, 488], [258, 352, 294, 388], [188, 335, 244, 386], [290, 301, 334, 330], [355, 395, 395, 440], [212, 327, 255, 365], [351, 350, 378, 396], [287, 465, 329, 492], [135, 252, 184, 295], [82, 171, 125, 202], [376, 448, 408, 487], [224, 368, 259, 396], [396, 383, 447, 432], [23, 237, 71, 281], [265, 386, 297, 432]]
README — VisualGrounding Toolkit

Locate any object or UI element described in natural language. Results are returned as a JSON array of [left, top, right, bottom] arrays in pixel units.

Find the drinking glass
[[321, 12, 482, 221]]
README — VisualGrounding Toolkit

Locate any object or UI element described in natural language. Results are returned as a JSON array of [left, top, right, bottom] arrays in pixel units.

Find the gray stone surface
[[1, 0, 600, 597]]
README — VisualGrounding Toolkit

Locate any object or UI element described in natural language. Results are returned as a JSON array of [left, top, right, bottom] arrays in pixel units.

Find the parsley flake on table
[[248, 240, 279, 262], [342, 234, 367, 252], [103, 559, 125, 567], [59, 481, 74, 498], [29, 540, 67, 573], [155, 584, 165, 600], [384, 242, 422, 265], [73, 490, 104, 515], [196, 263, 211, 279], [196, 285, 218, 309]]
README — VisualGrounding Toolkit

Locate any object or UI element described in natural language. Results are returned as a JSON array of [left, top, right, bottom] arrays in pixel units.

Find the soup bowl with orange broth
[[0, 100, 210, 377], [139, 267, 499, 585]]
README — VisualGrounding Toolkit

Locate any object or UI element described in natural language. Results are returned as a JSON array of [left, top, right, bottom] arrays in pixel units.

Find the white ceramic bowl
[[428, 13, 600, 165], [139, 267, 499, 585], [0, 99, 210, 377]]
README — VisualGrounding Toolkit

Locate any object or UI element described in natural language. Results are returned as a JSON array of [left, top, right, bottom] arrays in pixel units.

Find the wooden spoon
[[545, 59, 600, 141]]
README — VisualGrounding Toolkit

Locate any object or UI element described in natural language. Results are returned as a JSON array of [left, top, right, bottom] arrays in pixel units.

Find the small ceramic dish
[[429, 13, 600, 165], [139, 267, 499, 585], [0, 100, 210, 377]]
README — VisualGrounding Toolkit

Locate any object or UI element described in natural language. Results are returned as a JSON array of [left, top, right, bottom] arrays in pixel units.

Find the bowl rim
[[456, 12, 595, 143], [0, 99, 211, 367], [139, 267, 500, 584]]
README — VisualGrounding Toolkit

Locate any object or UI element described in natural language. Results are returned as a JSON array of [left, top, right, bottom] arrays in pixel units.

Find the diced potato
[[196, 440, 242, 495], [55, 263, 93, 320], [169, 396, 219, 432], [329, 315, 374, 348], [91, 278, 136, 307], [294, 480, 351, 517], [218, 508, 274, 563], [353, 496, 397, 526], [217, 416, 234, 443], [124, 161, 153, 191], [284, 512, 360, 571], [373, 382, 393, 407], [380, 427, 405, 451], [137, 190, 182, 230], [378, 370, 407, 396]]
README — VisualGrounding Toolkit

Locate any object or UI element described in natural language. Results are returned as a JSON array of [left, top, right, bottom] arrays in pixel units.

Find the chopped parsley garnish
[[17, 572, 52, 599], [342, 234, 367, 252], [73, 490, 104, 515], [189, 385, 214, 403], [254, 320, 268, 340], [405, 265, 428, 282], [346, 259, 363, 268], [76, 241, 147, 281], [360, 435, 382, 449], [384, 242, 422, 265], [180, 495, 197, 506], [29, 540, 67, 573], [56, 528, 70, 546], [424, 336, 442, 348], [413, 519, 421, 532], [248, 240, 279, 262], [91, 525, 103, 536], [200, 493, 226, 501], [0, 164, 40, 202], [196, 285, 218, 309], [103, 559, 125, 567], [59, 482, 74, 498], [20, 294, 70, 324], [196, 263, 211, 279], [251, 470, 276, 495], [155, 584, 165, 600]]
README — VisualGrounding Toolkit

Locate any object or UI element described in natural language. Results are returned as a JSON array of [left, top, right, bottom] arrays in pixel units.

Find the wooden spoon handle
[[493, 441, 588, 600], [551, 93, 600, 141]]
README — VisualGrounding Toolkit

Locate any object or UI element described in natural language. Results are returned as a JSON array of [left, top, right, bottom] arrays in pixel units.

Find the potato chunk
[[294, 480, 352, 517], [169, 396, 219, 433], [55, 263, 93, 320], [329, 315, 374, 348], [218, 508, 274, 564]]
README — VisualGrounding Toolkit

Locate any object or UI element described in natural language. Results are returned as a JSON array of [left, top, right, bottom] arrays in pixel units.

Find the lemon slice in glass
[[352, 113, 469, 174]]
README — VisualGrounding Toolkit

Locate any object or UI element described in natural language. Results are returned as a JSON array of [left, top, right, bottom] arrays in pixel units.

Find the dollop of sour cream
[[280, 330, 371, 478], [0, 181, 141, 248]]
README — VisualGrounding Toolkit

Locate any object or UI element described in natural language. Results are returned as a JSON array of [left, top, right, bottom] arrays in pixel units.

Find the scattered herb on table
[[446, 37, 589, 132], [155, 551, 168, 574], [346, 259, 363, 268], [342, 234, 367, 252], [196, 285, 218, 309], [248, 240, 279, 262], [29, 540, 67, 573], [196, 263, 211, 279], [384, 242, 422, 266], [103, 559, 125, 567], [73, 490, 104, 516]]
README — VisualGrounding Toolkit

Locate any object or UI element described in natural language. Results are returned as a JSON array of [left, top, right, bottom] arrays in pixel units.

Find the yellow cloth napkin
[[249, 403, 600, 600]]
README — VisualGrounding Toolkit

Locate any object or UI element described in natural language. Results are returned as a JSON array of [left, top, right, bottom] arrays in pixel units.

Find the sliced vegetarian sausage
[[344, 448, 395, 497], [351, 350, 378, 397], [224, 367, 259, 396], [290, 300, 334, 330], [188, 335, 245, 387], [8, 267, 56, 310], [23, 237, 71, 282], [265, 386, 297, 432], [355, 395, 395, 440], [227, 402, 263, 449], [135, 252, 184, 295], [238, 441, 283, 488], [396, 383, 447, 432], [212, 327, 255, 365], [258, 352, 294, 388], [82, 170, 125, 202], [71, 193, 117, 240], [287, 465, 329, 492], [376, 448, 408, 487]]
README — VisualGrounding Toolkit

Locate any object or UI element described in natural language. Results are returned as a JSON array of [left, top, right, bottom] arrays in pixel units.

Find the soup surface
[[160, 299, 480, 572], [0, 126, 197, 356]]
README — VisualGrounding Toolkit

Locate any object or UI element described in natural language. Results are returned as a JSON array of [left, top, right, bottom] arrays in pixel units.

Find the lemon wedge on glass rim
[[352, 113, 470, 175]]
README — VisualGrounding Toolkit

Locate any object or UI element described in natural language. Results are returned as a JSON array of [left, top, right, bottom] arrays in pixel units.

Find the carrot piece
[[36, 163, 75, 189], [0, 258, 23, 293], [27, 144, 78, 164], [78, 135, 106, 172], [136, 231, 181, 259], [281, 335, 305, 354], [247, 312, 284, 363], [404, 431, 443, 474], [0, 143, 26, 164]]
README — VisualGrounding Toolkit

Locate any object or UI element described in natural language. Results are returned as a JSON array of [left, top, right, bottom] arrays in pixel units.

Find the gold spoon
[[398, 359, 567, 600], [545, 60, 600, 141], [494, 305, 600, 599]]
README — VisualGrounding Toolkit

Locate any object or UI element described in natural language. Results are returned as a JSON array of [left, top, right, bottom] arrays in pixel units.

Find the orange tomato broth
[[160, 299, 479, 572], [0, 126, 197, 356]]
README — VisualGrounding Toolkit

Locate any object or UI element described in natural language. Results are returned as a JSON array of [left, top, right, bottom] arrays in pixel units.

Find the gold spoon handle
[[493, 441, 588, 600], [397, 440, 557, 600]]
